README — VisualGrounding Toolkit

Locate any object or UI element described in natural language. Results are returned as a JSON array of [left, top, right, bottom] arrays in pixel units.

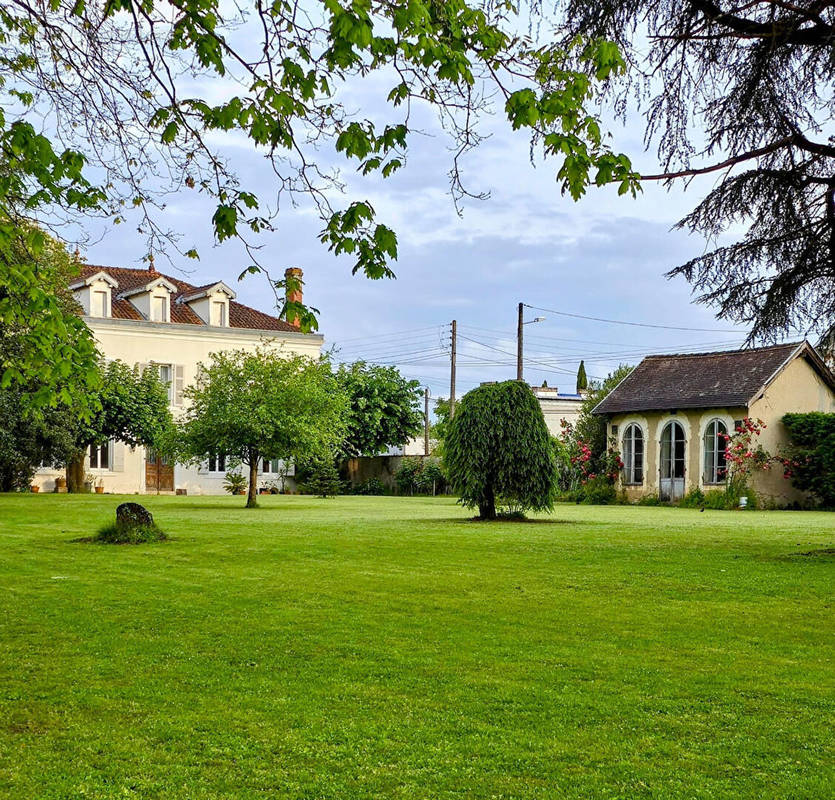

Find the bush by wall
[[395, 457, 447, 495], [782, 412, 835, 507]]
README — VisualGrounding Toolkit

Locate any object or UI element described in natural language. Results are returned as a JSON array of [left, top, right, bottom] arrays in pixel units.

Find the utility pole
[[516, 302, 524, 381], [424, 387, 430, 456], [449, 319, 457, 417]]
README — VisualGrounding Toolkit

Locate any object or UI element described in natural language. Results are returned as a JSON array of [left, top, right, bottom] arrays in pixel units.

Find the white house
[[33, 263, 323, 495], [531, 384, 585, 435]]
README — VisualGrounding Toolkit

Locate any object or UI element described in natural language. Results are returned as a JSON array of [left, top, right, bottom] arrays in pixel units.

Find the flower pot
[[83, 481, 94, 493], [30, 485, 39, 493], [55, 476, 67, 489], [95, 486, 104, 494]]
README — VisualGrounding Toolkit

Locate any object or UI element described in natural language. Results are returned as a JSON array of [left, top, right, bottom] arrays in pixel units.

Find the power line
[[523, 303, 747, 334]]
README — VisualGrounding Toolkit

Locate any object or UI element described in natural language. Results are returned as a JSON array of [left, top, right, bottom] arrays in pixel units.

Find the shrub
[[418, 460, 446, 495], [680, 485, 758, 510], [445, 381, 557, 519], [636, 493, 663, 506], [395, 457, 423, 495], [680, 488, 706, 508], [395, 457, 446, 495], [782, 412, 835, 507], [222, 471, 247, 494], [351, 477, 386, 495], [95, 521, 167, 544], [306, 458, 342, 498], [579, 476, 617, 505]]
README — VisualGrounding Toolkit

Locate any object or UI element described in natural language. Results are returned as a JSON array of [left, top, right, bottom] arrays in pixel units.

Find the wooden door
[[145, 451, 174, 493]]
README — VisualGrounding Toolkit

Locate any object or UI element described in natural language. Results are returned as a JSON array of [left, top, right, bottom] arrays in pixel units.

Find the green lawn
[[1, 495, 833, 799]]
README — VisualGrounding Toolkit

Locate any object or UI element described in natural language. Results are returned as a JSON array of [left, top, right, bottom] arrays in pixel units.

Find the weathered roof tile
[[592, 342, 826, 414], [78, 264, 297, 332]]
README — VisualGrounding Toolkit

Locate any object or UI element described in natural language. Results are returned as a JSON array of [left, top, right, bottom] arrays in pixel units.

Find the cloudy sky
[[79, 38, 761, 399]]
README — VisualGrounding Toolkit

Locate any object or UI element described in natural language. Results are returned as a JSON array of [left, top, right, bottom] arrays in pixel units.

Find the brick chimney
[[284, 267, 303, 329]]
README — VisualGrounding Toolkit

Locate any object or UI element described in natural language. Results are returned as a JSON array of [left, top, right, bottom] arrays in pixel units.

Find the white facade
[[531, 386, 585, 436], [35, 267, 323, 495]]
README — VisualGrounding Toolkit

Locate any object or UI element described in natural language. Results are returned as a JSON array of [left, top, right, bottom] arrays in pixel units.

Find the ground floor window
[[89, 442, 111, 470], [703, 419, 728, 484], [208, 453, 226, 473], [262, 458, 281, 474], [622, 423, 644, 484]]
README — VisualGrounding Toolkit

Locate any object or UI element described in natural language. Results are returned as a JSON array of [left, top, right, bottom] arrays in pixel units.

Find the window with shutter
[[174, 365, 184, 405]]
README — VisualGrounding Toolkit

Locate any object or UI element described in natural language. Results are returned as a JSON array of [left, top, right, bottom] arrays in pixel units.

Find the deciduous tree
[[0, 1, 636, 329], [334, 361, 423, 457], [181, 348, 346, 507], [65, 360, 173, 492]]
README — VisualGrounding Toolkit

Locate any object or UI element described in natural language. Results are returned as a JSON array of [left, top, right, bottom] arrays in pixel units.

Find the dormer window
[[152, 295, 169, 322], [69, 270, 118, 318], [92, 290, 109, 318], [118, 276, 177, 322], [178, 281, 236, 326], [211, 300, 227, 327]]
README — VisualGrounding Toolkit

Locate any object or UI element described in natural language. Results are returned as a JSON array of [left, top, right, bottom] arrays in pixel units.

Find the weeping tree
[[558, 0, 835, 341], [444, 380, 557, 520]]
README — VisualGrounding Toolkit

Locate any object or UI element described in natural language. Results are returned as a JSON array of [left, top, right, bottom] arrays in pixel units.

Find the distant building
[[531, 384, 585, 435]]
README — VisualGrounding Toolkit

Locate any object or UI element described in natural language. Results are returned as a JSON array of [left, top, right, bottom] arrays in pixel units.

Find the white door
[[660, 421, 686, 501]]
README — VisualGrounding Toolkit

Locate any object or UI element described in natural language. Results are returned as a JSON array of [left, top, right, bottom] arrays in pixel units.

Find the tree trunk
[[478, 485, 496, 520], [246, 456, 259, 508], [66, 451, 86, 493]]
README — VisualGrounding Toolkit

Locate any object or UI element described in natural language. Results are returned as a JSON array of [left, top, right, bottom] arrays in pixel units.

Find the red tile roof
[[78, 264, 298, 332]]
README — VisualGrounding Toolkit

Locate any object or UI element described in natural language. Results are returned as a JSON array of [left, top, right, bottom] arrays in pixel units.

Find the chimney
[[284, 267, 303, 329]]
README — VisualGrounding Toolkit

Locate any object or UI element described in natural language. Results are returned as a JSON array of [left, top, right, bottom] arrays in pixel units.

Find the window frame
[[157, 363, 174, 405], [208, 453, 227, 473], [92, 289, 109, 318], [89, 441, 111, 471], [703, 419, 728, 485], [151, 294, 169, 322], [211, 300, 227, 327], [621, 423, 644, 485]]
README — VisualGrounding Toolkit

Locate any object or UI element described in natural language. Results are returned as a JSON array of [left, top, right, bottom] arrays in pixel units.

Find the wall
[[608, 407, 747, 502], [32, 317, 323, 495], [536, 396, 584, 436], [748, 355, 835, 502], [345, 455, 438, 492]]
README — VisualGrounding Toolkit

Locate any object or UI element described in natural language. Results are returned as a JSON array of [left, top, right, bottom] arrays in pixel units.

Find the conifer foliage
[[444, 381, 557, 520]]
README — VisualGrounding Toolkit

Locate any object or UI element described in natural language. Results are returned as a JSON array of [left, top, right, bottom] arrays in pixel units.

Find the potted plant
[[94, 478, 105, 494], [30, 484, 39, 493], [222, 471, 247, 496], [54, 475, 67, 491], [83, 473, 94, 493]]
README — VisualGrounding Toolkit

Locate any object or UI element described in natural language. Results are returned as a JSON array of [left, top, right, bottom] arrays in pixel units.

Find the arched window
[[703, 419, 728, 484], [622, 423, 644, 484]]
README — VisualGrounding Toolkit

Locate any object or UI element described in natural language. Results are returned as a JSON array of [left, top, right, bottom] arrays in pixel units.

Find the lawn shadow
[[777, 547, 835, 560], [436, 516, 576, 525]]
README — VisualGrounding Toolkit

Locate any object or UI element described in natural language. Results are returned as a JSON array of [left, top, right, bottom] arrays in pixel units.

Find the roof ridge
[[642, 341, 802, 360]]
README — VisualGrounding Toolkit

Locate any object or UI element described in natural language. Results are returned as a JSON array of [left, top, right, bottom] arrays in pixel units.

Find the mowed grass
[[0, 495, 833, 799]]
